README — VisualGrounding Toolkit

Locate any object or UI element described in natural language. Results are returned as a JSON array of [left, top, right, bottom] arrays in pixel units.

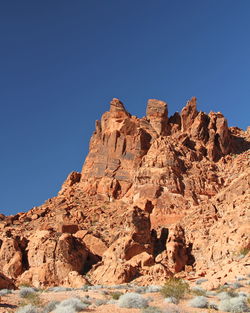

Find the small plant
[[118, 292, 149, 308], [188, 296, 208, 308], [236, 276, 246, 281], [190, 286, 207, 296], [19, 293, 43, 308], [135, 286, 147, 293], [110, 291, 123, 300], [16, 304, 40, 313], [209, 302, 218, 310], [217, 291, 238, 300], [54, 297, 87, 312], [46, 286, 73, 292], [0, 288, 13, 296], [142, 306, 162, 313], [164, 297, 178, 304], [195, 278, 208, 285], [160, 278, 189, 302], [19, 287, 37, 298], [218, 296, 250, 312], [93, 298, 108, 306], [162, 303, 182, 313], [146, 285, 162, 293], [231, 282, 244, 289], [238, 247, 250, 257], [42, 300, 60, 313]]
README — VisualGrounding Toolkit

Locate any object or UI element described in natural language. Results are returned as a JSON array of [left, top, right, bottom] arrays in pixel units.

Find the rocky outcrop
[[18, 231, 88, 287], [89, 207, 154, 284], [0, 272, 15, 289], [0, 233, 27, 279], [0, 96, 249, 287]]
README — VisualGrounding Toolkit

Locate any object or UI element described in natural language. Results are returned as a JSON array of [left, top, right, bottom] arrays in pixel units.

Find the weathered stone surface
[[146, 99, 168, 135], [0, 96, 249, 287], [0, 272, 15, 289], [18, 231, 88, 287]]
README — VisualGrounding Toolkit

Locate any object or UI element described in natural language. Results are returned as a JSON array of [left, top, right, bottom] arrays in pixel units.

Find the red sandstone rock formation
[[0, 97, 249, 287]]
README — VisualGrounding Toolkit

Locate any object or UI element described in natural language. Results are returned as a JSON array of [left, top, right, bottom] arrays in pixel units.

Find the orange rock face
[[0, 97, 249, 287]]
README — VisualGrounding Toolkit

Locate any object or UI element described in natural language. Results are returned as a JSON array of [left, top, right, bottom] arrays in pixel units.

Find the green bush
[[161, 278, 189, 302], [110, 291, 123, 300], [142, 306, 162, 313]]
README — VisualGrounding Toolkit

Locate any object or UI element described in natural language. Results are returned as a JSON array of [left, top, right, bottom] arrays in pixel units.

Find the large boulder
[[18, 231, 88, 287]]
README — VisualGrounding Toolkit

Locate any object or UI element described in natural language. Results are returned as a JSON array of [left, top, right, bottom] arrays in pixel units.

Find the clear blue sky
[[0, 0, 249, 215]]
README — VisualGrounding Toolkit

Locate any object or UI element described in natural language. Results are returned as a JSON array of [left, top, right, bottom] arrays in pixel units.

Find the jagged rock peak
[[181, 96, 198, 131], [146, 99, 168, 135], [146, 99, 168, 119], [110, 98, 128, 113]]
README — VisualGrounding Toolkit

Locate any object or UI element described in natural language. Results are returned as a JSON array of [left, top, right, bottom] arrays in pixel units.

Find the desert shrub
[[79, 285, 88, 291], [100, 289, 109, 295], [190, 286, 207, 296], [218, 296, 249, 312], [230, 297, 250, 312], [107, 299, 117, 304], [238, 292, 250, 298], [206, 290, 216, 296], [80, 296, 92, 305], [42, 300, 60, 313], [16, 304, 40, 313], [93, 298, 108, 306], [117, 292, 149, 308], [160, 278, 189, 302], [188, 296, 208, 308], [195, 278, 208, 285], [87, 284, 103, 290], [109, 284, 128, 290], [142, 306, 162, 313], [46, 286, 73, 292], [0, 288, 13, 296], [232, 282, 244, 289], [19, 287, 37, 298], [54, 297, 87, 312], [110, 291, 123, 300], [236, 276, 246, 281], [219, 299, 232, 312], [162, 304, 182, 313], [146, 285, 162, 293], [209, 302, 218, 310], [239, 247, 250, 257], [218, 291, 238, 300], [135, 286, 147, 293], [164, 297, 178, 304], [20, 292, 43, 307]]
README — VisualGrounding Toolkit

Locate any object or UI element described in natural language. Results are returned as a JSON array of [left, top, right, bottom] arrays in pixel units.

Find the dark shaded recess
[[83, 253, 101, 274], [156, 186, 164, 198], [231, 135, 250, 154], [113, 181, 121, 199], [152, 227, 169, 256], [139, 129, 152, 153], [186, 242, 195, 266], [0, 304, 17, 309], [182, 136, 196, 150], [168, 112, 181, 130], [0, 239, 2, 249], [18, 237, 30, 271]]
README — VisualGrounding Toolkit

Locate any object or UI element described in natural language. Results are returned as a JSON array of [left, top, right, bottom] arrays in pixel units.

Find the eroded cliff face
[[0, 97, 249, 288]]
